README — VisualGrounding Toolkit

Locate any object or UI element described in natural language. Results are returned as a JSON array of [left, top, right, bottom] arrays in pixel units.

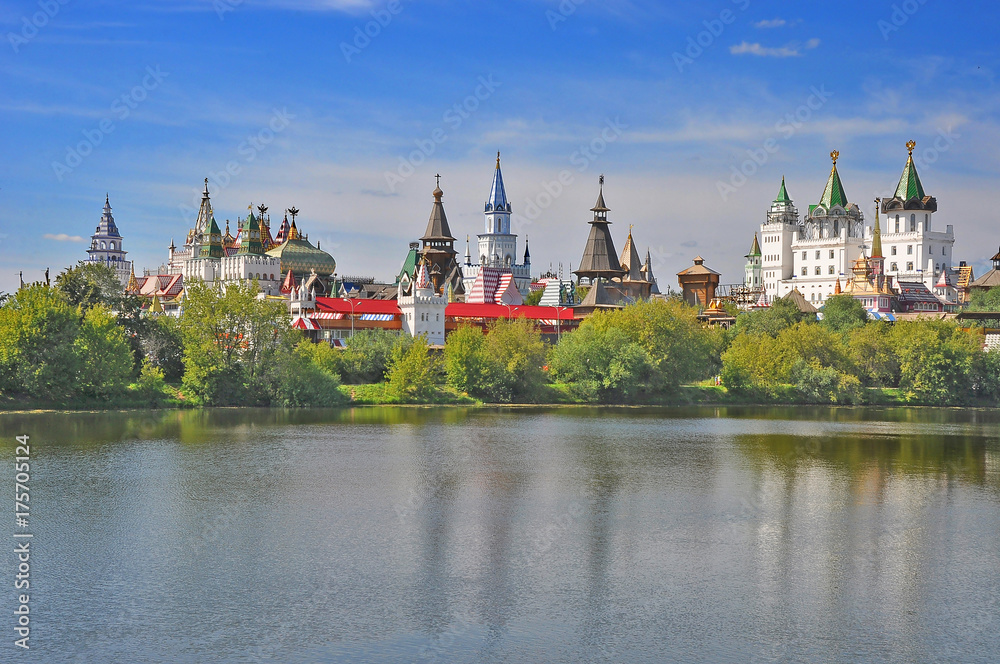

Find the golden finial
[[830, 150, 839, 165], [496, 151, 501, 168], [906, 139, 916, 156]]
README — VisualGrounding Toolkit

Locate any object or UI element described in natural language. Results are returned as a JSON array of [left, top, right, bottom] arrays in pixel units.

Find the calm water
[[2, 406, 1000, 663]]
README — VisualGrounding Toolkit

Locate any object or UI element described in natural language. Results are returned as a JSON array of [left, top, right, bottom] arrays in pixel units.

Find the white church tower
[[86, 195, 132, 284], [461, 153, 531, 295], [399, 261, 447, 346]]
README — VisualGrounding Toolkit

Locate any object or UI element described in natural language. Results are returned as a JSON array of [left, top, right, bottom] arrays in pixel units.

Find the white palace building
[[750, 142, 955, 306]]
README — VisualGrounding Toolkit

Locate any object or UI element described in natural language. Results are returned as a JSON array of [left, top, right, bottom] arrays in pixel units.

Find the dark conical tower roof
[[574, 176, 624, 281], [421, 177, 456, 242]]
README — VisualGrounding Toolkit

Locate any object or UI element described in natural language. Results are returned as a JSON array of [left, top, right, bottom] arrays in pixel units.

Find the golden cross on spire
[[496, 151, 501, 168], [906, 139, 916, 156], [435, 173, 441, 187], [830, 150, 839, 165]]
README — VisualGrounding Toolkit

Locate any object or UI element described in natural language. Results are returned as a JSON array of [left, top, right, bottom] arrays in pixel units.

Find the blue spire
[[486, 151, 509, 212]]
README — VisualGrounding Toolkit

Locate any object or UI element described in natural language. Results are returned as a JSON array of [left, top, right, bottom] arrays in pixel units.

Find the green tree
[[733, 296, 811, 338], [549, 323, 654, 400], [820, 295, 868, 335], [339, 329, 411, 383], [141, 315, 185, 381], [848, 323, 898, 386], [55, 262, 122, 311], [268, 342, 345, 407], [968, 287, 1000, 312], [0, 284, 81, 400], [179, 279, 295, 405], [522, 288, 544, 306], [75, 305, 133, 399], [477, 318, 547, 402], [385, 335, 437, 402], [720, 333, 785, 395], [443, 325, 486, 394], [973, 349, 1000, 404], [890, 320, 981, 403]]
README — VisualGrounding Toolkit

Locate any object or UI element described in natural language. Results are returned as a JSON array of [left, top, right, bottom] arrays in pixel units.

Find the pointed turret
[[126, 264, 139, 293], [834, 277, 842, 295], [619, 225, 643, 281], [523, 236, 530, 265], [199, 216, 224, 259], [238, 208, 263, 255], [486, 151, 509, 212], [881, 140, 937, 214], [819, 150, 848, 208], [775, 176, 791, 203], [894, 140, 926, 201], [747, 233, 761, 257], [643, 249, 660, 295], [419, 175, 458, 294], [574, 175, 624, 282]]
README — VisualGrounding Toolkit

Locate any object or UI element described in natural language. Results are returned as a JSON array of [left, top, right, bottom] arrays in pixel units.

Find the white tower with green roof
[[761, 152, 870, 306], [759, 176, 800, 301], [878, 140, 954, 290]]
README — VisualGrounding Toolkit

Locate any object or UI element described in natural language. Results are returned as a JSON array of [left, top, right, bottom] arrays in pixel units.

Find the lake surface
[[2, 406, 1000, 663]]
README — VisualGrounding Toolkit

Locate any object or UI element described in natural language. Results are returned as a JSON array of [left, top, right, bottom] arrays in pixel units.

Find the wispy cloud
[[44, 233, 86, 242], [754, 18, 786, 28], [730, 38, 820, 58]]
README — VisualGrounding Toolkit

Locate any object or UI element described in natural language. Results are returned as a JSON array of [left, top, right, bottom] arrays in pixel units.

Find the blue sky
[[1, 0, 998, 293]]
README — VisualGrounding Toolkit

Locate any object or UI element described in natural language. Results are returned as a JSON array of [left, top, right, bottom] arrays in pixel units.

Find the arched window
[[100, 241, 107, 249], [110, 242, 116, 250]]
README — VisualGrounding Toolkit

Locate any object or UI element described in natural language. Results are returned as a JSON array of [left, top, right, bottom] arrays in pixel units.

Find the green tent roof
[[775, 176, 791, 203], [819, 162, 848, 209], [747, 233, 761, 257], [894, 154, 925, 201]]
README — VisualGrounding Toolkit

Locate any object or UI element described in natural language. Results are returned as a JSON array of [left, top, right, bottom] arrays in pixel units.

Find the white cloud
[[44, 233, 85, 242], [754, 18, 786, 28], [730, 39, 820, 58]]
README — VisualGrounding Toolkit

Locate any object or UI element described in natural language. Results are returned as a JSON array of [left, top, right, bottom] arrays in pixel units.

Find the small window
[[828, 265, 835, 274], [801, 267, 807, 276], [907, 245, 913, 255], [829, 250, 835, 259], [815, 250, 821, 260], [895, 215, 900, 233], [891, 262, 898, 271], [802, 251, 807, 260], [907, 262, 913, 271], [910, 214, 916, 231], [814, 266, 821, 275], [891, 246, 897, 256]]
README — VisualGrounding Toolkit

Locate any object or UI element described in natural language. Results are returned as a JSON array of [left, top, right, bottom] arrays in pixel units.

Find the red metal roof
[[314, 298, 579, 321], [315, 297, 401, 315], [445, 303, 579, 320]]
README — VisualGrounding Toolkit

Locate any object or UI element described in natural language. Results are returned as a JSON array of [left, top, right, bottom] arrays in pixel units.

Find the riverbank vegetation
[[1, 267, 998, 410]]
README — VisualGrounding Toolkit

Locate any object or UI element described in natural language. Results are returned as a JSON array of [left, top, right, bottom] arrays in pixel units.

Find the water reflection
[[0, 407, 998, 663]]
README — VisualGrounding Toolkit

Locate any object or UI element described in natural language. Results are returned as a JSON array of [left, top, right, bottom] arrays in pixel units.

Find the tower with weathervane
[[86, 195, 133, 285], [461, 153, 532, 296]]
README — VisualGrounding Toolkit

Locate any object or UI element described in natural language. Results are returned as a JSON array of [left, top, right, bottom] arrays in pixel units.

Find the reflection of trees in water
[[734, 431, 994, 491]]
